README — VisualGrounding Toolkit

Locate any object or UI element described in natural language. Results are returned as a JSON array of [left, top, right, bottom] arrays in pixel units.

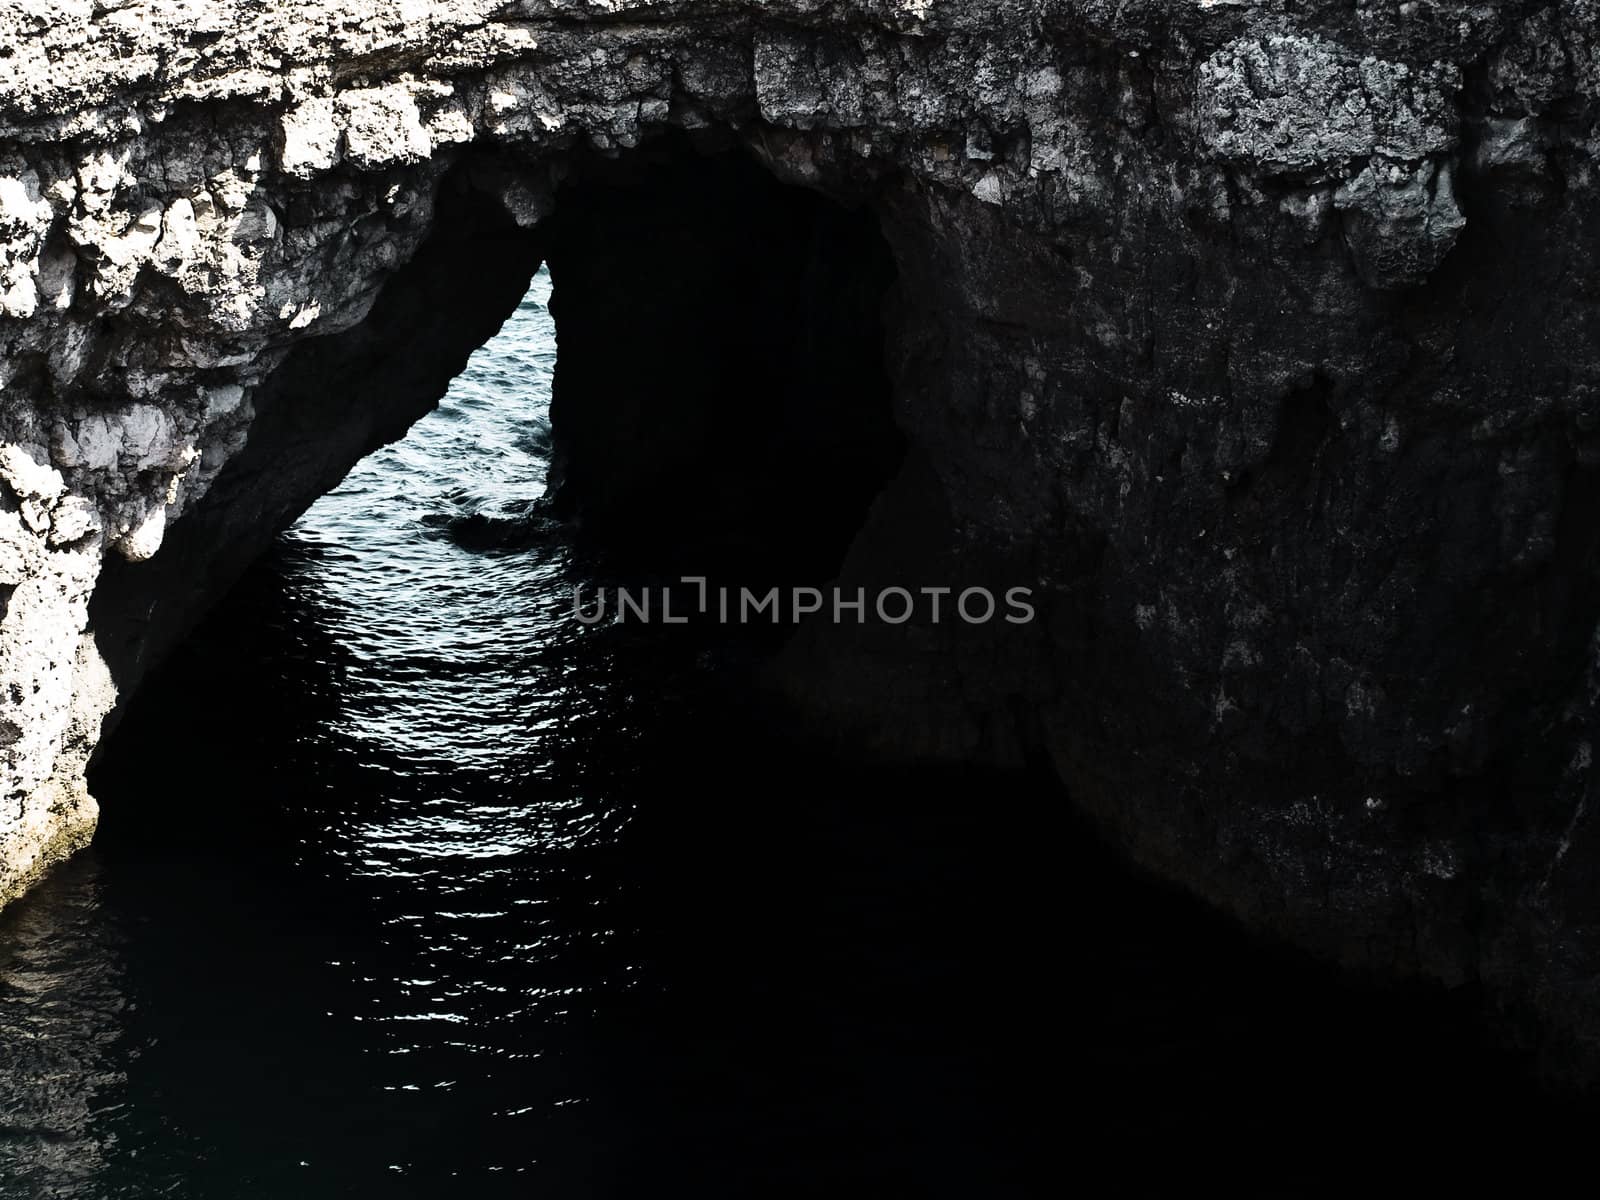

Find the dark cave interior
[[65, 134, 1600, 1195], [539, 144, 907, 585]]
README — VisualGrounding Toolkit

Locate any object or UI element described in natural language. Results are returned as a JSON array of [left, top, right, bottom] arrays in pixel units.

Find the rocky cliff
[[3, 0, 1600, 1070]]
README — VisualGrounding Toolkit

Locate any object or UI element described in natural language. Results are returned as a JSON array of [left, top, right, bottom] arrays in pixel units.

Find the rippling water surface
[[1, 270, 1590, 1196]]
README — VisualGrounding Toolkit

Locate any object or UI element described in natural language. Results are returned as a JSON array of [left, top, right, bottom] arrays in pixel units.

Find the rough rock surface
[[3, 1, 1600, 1069]]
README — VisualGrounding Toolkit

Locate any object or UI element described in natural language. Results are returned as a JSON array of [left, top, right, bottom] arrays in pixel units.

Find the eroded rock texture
[[3, 1, 1600, 1068]]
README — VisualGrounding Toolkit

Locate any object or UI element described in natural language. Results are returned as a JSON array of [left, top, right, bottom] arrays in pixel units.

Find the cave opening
[[59, 140, 1030, 1195], [86, 137, 911, 706]]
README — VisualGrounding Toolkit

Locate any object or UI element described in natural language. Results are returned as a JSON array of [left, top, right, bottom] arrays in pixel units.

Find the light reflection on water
[[0, 862, 129, 1195], [265, 267, 637, 1070]]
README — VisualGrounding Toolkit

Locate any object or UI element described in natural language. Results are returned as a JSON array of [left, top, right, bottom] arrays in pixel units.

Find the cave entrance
[[61, 143, 972, 1194], [86, 142, 917, 834], [89, 140, 908, 701]]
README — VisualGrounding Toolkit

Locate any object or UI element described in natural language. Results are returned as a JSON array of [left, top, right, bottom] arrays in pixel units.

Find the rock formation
[[3, 0, 1600, 1069]]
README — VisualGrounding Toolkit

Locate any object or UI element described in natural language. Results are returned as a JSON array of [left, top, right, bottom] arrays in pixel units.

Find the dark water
[[0, 270, 1590, 1196]]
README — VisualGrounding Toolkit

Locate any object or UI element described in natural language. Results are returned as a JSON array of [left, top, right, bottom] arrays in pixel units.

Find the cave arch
[[87, 136, 913, 711]]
